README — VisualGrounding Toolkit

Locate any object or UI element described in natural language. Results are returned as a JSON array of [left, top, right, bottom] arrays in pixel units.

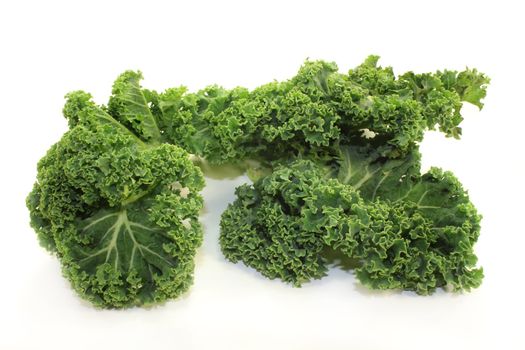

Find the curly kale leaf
[[350, 171, 483, 294], [333, 146, 482, 293], [216, 56, 486, 293], [29, 59, 488, 304], [253, 65, 342, 155], [27, 82, 205, 308], [58, 141, 204, 307], [107, 70, 163, 143], [87, 56, 489, 183], [220, 160, 365, 286], [220, 161, 329, 285], [148, 56, 487, 166], [156, 85, 263, 164], [245, 55, 489, 160], [220, 143, 483, 293], [335, 145, 419, 199]]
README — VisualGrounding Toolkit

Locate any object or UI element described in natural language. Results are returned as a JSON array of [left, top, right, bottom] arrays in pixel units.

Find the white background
[[1, 0, 524, 349]]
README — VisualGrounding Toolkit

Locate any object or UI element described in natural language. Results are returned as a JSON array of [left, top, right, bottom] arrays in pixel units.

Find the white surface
[[1, 0, 524, 349]]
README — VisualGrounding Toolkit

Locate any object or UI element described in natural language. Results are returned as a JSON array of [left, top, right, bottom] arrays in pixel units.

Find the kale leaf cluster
[[28, 57, 489, 307]]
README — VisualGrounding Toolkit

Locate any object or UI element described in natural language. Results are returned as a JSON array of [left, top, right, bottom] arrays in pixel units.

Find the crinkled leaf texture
[[107, 70, 163, 143], [29, 58, 488, 304], [220, 143, 483, 294], [173, 57, 486, 294], [334, 146, 482, 293], [220, 160, 366, 286], [157, 85, 263, 164], [155, 55, 489, 165], [27, 72, 205, 308]]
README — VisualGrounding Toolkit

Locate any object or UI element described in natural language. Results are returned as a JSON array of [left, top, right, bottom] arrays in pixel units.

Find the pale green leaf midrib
[[79, 210, 173, 276], [118, 87, 162, 142]]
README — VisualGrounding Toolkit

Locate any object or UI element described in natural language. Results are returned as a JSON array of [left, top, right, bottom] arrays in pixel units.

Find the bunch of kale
[[28, 56, 489, 307]]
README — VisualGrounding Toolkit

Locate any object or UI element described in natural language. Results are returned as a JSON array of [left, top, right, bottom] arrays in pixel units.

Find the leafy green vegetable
[[156, 85, 263, 164], [352, 169, 483, 294], [155, 55, 489, 163], [220, 160, 365, 285], [28, 56, 489, 307], [332, 145, 482, 293], [220, 153, 483, 294], [107, 70, 163, 144], [28, 72, 204, 308], [218, 56, 488, 294]]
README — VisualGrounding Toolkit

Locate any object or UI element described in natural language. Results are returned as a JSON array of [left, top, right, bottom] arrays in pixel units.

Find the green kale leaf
[[27, 74, 205, 308]]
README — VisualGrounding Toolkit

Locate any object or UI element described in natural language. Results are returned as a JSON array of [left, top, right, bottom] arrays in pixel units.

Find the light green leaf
[[108, 70, 162, 143]]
